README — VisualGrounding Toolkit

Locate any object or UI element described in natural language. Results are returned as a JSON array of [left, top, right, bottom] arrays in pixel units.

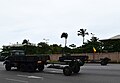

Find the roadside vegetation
[[1, 29, 120, 58]]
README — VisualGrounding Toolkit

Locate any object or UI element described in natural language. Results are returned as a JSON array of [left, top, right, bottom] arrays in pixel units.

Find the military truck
[[3, 50, 88, 76], [3, 50, 49, 72]]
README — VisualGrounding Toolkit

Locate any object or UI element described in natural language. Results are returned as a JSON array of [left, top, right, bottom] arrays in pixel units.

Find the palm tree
[[78, 29, 89, 44], [61, 32, 68, 47], [61, 32, 68, 55]]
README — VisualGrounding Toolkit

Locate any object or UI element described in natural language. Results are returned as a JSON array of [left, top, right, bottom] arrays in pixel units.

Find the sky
[[0, 0, 120, 48]]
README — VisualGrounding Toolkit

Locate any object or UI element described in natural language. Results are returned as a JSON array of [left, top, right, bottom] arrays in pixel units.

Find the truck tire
[[27, 64, 35, 72], [38, 64, 44, 72], [63, 66, 72, 76], [101, 61, 107, 65], [20, 64, 27, 72], [72, 66, 80, 73], [69, 61, 80, 73], [17, 66, 20, 71], [5, 63, 11, 71]]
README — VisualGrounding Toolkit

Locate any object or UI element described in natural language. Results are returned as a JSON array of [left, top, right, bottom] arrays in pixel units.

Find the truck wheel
[[17, 66, 20, 71], [20, 64, 27, 72], [63, 66, 72, 76], [69, 61, 80, 73], [38, 64, 44, 72], [5, 64, 11, 71], [27, 64, 35, 72], [72, 65, 80, 73], [101, 61, 107, 65]]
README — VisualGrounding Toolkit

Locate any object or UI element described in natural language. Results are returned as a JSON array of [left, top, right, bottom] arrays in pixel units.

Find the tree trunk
[[83, 37, 84, 44]]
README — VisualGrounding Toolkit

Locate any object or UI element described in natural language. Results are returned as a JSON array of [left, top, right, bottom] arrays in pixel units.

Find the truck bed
[[5, 55, 50, 62]]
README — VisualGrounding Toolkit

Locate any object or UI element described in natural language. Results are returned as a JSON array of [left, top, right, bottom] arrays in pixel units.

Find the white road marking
[[17, 74, 43, 79], [28, 76, 43, 79], [5, 78, 28, 83], [17, 75, 29, 78]]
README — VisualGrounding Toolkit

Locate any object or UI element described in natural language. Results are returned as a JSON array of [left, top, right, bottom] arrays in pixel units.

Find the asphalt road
[[0, 62, 120, 83]]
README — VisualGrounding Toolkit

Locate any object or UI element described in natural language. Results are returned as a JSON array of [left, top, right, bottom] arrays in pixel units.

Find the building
[[100, 35, 120, 52]]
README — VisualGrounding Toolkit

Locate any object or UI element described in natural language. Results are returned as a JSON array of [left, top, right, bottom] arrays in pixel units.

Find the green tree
[[22, 39, 29, 45], [100, 39, 120, 52], [23, 45, 37, 54], [69, 44, 76, 49], [50, 44, 62, 54], [82, 36, 101, 53], [69, 44, 76, 53], [37, 42, 50, 54]]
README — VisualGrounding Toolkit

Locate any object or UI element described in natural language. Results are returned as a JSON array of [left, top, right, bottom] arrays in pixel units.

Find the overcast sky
[[0, 0, 120, 48]]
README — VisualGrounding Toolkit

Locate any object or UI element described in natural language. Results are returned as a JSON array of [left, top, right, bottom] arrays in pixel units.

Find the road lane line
[[17, 75, 28, 78], [17, 74, 43, 80], [28, 76, 43, 79], [5, 78, 28, 83]]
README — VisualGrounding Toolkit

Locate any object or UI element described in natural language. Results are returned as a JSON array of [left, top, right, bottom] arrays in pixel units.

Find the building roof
[[109, 35, 120, 39], [100, 35, 120, 41]]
